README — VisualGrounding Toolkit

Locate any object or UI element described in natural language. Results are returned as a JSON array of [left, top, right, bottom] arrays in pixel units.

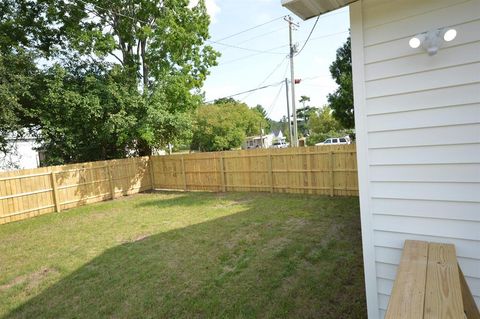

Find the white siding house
[[282, 0, 480, 318], [0, 135, 41, 171]]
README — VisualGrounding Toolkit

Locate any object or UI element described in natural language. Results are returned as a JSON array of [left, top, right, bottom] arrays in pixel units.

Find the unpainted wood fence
[[151, 144, 358, 196], [0, 157, 152, 224], [0, 144, 357, 225]]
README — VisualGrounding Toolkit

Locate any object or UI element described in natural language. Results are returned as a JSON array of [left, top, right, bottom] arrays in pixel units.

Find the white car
[[315, 136, 351, 146], [271, 141, 289, 148]]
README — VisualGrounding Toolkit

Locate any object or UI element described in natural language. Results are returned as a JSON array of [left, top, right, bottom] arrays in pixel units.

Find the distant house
[[243, 134, 274, 149], [283, 0, 480, 317], [0, 133, 43, 171], [272, 130, 286, 143], [244, 130, 287, 149]]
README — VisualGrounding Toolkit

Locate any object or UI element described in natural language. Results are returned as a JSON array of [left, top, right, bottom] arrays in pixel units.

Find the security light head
[[443, 28, 457, 42], [408, 27, 458, 56], [409, 37, 421, 49]]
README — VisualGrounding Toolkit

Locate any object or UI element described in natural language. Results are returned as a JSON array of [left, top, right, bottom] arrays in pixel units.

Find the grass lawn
[[0, 192, 366, 318]]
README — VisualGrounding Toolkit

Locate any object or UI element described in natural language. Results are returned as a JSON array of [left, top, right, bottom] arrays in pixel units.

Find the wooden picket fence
[[151, 144, 357, 196], [0, 144, 357, 225], [0, 157, 152, 225]]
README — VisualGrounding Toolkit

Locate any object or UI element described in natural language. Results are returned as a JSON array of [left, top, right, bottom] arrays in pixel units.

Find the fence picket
[[50, 171, 61, 212]]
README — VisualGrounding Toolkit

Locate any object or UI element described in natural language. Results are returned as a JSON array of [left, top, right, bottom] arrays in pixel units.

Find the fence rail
[[0, 144, 357, 225]]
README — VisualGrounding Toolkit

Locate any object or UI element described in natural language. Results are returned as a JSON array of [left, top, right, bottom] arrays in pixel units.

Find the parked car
[[315, 136, 351, 146], [271, 141, 288, 148]]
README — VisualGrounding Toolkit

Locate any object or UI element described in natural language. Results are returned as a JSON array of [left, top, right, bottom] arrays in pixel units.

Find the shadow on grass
[[4, 194, 366, 319], [135, 191, 231, 209]]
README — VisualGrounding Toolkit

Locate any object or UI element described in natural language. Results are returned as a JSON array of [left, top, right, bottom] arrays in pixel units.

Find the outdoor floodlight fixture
[[409, 27, 457, 56]]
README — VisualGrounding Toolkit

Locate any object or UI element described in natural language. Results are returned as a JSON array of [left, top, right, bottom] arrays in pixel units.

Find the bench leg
[[458, 263, 480, 319]]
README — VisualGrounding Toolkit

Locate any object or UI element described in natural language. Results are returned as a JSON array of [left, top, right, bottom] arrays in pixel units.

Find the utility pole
[[285, 15, 299, 147], [285, 78, 293, 146]]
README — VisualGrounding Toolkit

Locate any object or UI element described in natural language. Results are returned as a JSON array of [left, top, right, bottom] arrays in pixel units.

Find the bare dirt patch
[[285, 217, 307, 230], [0, 268, 59, 292]]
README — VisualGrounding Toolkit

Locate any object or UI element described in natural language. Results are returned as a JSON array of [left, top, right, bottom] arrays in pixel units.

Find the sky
[[200, 0, 350, 121]]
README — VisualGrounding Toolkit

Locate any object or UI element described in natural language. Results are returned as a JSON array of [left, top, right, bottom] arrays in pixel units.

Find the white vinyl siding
[[350, 0, 480, 317]]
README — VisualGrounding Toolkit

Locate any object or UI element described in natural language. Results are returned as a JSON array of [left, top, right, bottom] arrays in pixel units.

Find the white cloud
[[190, 0, 221, 23]]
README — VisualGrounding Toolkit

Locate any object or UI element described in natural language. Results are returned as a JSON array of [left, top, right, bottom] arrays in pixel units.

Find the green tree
[[327, 36, 354, 129], [191, 101, 267, 151], [0, 0, 51, 153], [296, 104, 316, 137], [0, 0, 219, 163], [0, 50, 43, 153], [299, 95, 310, 108], [253, 104, 268, 118], [253, 104, 273, 131], [269, 117, 288, 140], [213, 97, 237, 105], [307, 106, 342, 145], [295, 95, 316, 136]]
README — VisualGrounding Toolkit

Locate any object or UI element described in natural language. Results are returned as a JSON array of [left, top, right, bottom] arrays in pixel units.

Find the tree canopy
[[307, 106, 341, 145], [0, 0, 218, 164], [327, 36, 354, 129], [191, 101, 267, 152]]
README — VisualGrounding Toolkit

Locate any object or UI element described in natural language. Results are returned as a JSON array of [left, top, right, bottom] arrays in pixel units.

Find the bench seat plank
[[385, 240, 429, 319], [424, 243, 464, 319]]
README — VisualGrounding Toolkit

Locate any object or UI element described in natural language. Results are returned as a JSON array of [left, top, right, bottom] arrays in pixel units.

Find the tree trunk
[[137, 139, 152, 156], [141, 39, 148, 90]]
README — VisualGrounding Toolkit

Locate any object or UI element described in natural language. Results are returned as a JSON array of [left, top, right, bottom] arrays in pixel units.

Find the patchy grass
[[0, 192, 366, 318]]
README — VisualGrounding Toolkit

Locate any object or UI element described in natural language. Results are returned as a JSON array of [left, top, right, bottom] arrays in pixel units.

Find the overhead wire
[[207, 40, 285, 55], [79, 1, 346, 68], [212, 15, 286, 42], [265, 59, 290, 117], [266, 82, 285, 118], [78, 0, 347, 108], [217, 29, 348, 66], [235, 27, 285, 45], [204, 80, 284, 104], [240, 56, 288, 102], [208, 27, 285, 55], [295, 14, 320, 56]]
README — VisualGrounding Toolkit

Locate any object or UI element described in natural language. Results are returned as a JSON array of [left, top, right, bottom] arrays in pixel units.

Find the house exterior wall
[[350, 0, 480, 317], [0, 139, 40, 171]]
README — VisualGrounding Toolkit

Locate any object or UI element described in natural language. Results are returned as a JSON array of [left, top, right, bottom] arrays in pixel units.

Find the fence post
[[268, 154, 274, 193], [329, 151, 334, 197], [50, 171, 61, 212], [181, 156, 187, 191], [107, 162, 115, 200], [149, 156, 156, 191], [219, 154, 226, 192]]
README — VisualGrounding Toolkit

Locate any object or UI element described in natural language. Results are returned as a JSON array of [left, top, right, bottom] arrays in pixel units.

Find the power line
[[295, 15, 320, 56], [212, 8, 346, 49], [240, 56, 288, 101], [204, 80, 284, 104], [265, 59, 290, 117], [266, 82, 285, 118], [212, 15, 286, 42], [207, 40, 285, 55], [218, 51, 275, 66], [235, 27, 284, 46], [210, 27, 285, 56], [217, 29, 348, 66]]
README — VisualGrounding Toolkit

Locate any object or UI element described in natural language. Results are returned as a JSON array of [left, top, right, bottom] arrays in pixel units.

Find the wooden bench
[[385, 240, 480, 319]]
